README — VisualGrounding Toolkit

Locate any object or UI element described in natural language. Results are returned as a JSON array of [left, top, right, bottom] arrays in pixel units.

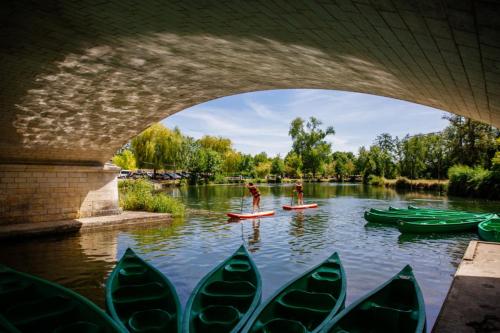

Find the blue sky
[[162, 89, 450, 156]]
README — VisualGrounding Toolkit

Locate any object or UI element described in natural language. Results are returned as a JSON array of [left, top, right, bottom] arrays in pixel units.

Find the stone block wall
[[0, 164, 121, 224]]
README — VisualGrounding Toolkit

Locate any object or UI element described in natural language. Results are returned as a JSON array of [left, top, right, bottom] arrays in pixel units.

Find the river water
[[1, 183, 498, 329]]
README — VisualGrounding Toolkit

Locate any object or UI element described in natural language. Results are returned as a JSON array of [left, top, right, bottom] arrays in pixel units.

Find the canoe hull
[[398, 220, 480, 233], [283, 203, 318, 210], [478, 218, 500, 242], [241, 252, 346, 333], [105, 248, 181, 333], [183, 244, 262, 333], [319, 265, 426, 333], [0, 265, 124, 333], [227, 211, 275, 219]]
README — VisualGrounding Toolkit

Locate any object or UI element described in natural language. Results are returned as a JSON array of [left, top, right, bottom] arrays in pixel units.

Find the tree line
[[113, 114, 499, 183]]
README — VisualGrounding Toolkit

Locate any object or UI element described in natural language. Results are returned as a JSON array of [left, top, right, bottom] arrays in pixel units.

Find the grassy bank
[[119, 179, 185, 216], [368, 176, 448, 192], [447, 165, 500, 200]]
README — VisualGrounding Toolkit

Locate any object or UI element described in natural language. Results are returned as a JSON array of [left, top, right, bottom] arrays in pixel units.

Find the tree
[[198, 135, 232, 154], [332, 151, 355, 181], [112, 149, 137, 170], [188, 148, 222, 182], [289, 117, 335, 178], [284, 152, 302, 178], [131, 124, 183, 177], [222, 150, 242, 174], [270, 155, 285, 177], [255, 161, 272, 179], [253, 152, 269, 165], [238, 154, 255, 175], [399, 134, 427, 179]]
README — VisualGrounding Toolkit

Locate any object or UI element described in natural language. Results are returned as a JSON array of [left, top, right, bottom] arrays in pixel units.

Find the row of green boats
[[0, 245, 427, 333], [364, 206, 500, 240]]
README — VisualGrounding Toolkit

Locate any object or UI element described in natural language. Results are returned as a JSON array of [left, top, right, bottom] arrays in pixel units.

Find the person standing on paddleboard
[[247, 182, 261, 212], [294, 181, 304, 205]]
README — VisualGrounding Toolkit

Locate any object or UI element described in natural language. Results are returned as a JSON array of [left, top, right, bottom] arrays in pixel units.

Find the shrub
[[448, 165, 500, 199], [119, 179, 185, 216], [367, 175, 386, 186]]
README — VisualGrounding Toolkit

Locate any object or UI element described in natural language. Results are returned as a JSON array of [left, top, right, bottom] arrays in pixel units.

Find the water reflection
[[0, 183, 498, 329]]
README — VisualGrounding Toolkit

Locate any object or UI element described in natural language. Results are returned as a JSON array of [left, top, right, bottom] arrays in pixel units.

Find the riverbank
[[368, 176, 448, 192], [0, 211, 172, 240]]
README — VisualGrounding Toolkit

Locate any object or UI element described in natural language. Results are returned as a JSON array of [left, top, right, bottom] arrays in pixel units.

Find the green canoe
[[0, 265, 124, 333], [241, 252, 346, 333], [183, 244, 262, 333], [397, 218, 488, 234], [373, 208, 481, 217], [365, 210, 486, 224], [478, 217, 500, 242], [106, 248, 181, 333], [319, 265, 426, 333]]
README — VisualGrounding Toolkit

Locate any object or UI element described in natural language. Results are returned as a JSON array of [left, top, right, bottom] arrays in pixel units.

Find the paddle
[[240, 185, 245, 213], [290, 189, 294, 206]]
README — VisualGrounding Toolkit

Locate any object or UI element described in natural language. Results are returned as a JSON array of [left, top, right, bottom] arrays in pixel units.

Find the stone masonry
[[0, 164, 121, 223]]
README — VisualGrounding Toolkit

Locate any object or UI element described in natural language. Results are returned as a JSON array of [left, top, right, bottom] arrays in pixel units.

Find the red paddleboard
[[227, 211, 275, 219], [282, 203, 318, 210]]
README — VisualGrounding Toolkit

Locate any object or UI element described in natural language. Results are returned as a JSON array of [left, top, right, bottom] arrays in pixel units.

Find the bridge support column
[[0, 164, 121, 224]]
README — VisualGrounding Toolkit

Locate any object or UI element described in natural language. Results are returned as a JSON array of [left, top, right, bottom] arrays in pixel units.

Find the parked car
[[118, 170, 131, 179]]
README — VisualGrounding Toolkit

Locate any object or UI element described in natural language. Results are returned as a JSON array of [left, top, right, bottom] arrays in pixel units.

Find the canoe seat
[[5, 295, 77, 329], [223, 259, 252, 281], [112, 282, 169, 317], [118, 264, 149, 284], [201, 280, 256, 310], [128, 309, 174, 333], [259, 318, 307, 333], [197, 305, 241, 333], [308, 269, 341, 294], [357, 301, 418, 332], [53, 321, 101, 333], [276, 289, 336, 327]]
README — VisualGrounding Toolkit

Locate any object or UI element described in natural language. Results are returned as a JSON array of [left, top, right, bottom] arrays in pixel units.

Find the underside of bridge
[[0, 0, 499, 223]]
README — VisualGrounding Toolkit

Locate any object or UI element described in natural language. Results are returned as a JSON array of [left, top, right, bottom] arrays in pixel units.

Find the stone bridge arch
[[0, 0, 499, 224]]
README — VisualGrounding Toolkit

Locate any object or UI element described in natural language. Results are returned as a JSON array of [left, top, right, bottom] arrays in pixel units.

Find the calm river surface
[[1, 183, 498, 329]]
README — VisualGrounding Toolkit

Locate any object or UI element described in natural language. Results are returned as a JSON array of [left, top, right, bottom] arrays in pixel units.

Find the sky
[[162, 89, 451, 156]]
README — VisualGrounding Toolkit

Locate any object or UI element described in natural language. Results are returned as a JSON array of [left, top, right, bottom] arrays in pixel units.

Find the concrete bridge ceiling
[[1, 0, 499, 165]]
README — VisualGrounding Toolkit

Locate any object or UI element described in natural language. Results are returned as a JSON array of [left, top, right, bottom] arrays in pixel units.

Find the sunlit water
[[1, 183, 498, 330]]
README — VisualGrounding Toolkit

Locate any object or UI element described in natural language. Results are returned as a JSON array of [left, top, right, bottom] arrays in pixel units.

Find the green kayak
[[0, 265, 124, 333], [240, 252, 346, 333], [373, 208, 480, 217], [319, 265, 426, 333], [397, 218, 488, 234], [478, 217, 500, 242], [183, 244, 261, 333], [106, 248, 181, 333]]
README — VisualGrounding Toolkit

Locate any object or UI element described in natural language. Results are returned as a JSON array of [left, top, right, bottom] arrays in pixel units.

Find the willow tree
[[112, 149, 136, 170], [131, 124, 183, 177]]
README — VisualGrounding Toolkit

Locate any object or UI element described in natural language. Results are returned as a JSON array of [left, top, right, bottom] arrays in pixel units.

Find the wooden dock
[[433, 241, 500, 332]]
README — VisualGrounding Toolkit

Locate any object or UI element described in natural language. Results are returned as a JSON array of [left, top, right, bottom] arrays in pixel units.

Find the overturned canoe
[[319, 265, 426, 333], [283, 203, 318, 210], [0, 265, 124, 333], [478, 217, 500, 242], [106, 248, 181, 333], [397, 218, 488, 234], [227, 211, 275, 219], [241, 252, 346, 333], [183, 244, 261, 333]]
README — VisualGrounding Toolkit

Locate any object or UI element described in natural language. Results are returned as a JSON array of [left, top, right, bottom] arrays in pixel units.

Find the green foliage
[[289, 117, 335, 177], [119, 180, 185, 216], [112, 149, 137, 170], [131, 124, 183, 172], [198, 135, 232, 154], [284, 152, 302, 178], [188, 148, 222, 183], [253, 152, 269, 165], [331, 151, 356, 181], [270, 155, 285, 176], [367, 175, 386, 186], [448, 165, 500, 199], [255, 161, 272, 179]]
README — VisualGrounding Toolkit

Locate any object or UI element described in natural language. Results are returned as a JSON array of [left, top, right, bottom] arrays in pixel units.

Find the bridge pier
[[0, 164, 121, 224]]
